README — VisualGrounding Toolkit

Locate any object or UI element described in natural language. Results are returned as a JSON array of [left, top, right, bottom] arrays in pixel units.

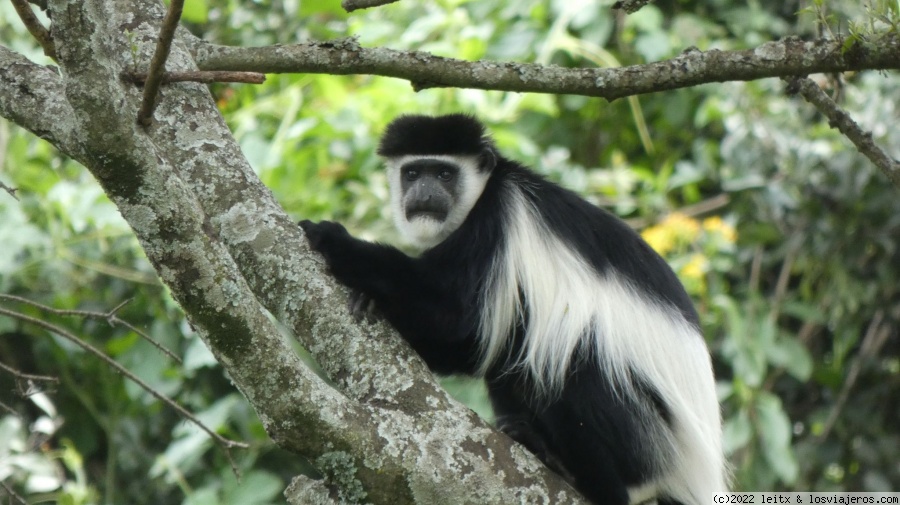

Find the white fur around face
[[386, 155, 490, 249], [478, 184, 727, 505]]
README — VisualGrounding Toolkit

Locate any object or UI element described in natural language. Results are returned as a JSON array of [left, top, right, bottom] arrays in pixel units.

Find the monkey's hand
[[299, 220, 384, 324], [299, 219, 358, 282], [300, 219, 417, 327], [299, 219, 350, 254]]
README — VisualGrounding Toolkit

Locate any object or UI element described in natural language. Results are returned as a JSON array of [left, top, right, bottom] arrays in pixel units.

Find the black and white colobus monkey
[[300, 114, 726, 505]]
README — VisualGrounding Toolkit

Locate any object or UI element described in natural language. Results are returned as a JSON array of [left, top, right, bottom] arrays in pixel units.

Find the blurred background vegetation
[[1, 0, 898, 503]]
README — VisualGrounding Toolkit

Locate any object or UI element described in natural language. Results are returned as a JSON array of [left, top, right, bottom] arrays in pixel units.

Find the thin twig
[[0, 306, 248, 476], [0, 399, 22, 417], [772, 236, 802, 307], [0, 295, 181, 364], [748, 246, 763, 294], [787, 76, 900, 189], [137, 0, 185, 126], [818, 310, 891, 440], [0, 361, 59, 384], [1, 181, 19, 200], [341, 0, 398, 12], [0, 479, 28, 505], [9, 0, 56, 60], [125, 70, 265, 85]]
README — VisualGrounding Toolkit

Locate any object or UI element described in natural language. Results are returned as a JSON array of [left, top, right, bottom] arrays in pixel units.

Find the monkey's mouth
[[406, 199, 448, 223], [406, 198, 449, 223], [407, 210, 448, 222]]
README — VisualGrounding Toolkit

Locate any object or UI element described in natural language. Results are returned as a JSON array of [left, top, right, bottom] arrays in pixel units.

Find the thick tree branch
[[787, 76, 900, 188], [190, 35, 900, 100], [124, 70, 266, 84], [0, 47, 80, 153]]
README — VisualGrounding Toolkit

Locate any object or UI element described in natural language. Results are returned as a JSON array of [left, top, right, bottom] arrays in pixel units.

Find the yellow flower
[[680, 253, 709, 280], [677, 253, 708, 296], [702, 216, 737, 243], [642, 225, 675, 255], [663, 212, 701, 242], [643, 213, 701, 255]]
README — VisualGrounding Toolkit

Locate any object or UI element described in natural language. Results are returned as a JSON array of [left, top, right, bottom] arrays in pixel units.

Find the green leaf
[[106, 332, 139, 356], [723, 410, 753, 454], [223, 470, 283, 505], [733, 349, 767, 388], [183, 486, 219, 505], [150, 429, 212, 479], [767, 336, 813, 381], [754, 393, 799, 484], [635, 31, 671, 62], [184, 335, 218, 373], [181, 0, 208, 24], [780, 301, 828, 325], [173, 395, 240, 437]]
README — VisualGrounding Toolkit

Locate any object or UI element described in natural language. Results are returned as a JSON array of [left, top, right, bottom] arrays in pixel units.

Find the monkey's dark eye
[[404, 168, 420, 181], [438, 170, 454, 182]]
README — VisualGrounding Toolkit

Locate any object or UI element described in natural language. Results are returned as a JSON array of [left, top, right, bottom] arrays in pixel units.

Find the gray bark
[[188, 35, 900, 100]]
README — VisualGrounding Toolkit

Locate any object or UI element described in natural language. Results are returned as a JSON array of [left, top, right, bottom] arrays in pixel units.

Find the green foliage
[[1, 0, 897, 502], [706, 72, 900, 491], [181, 0, 209, 25]]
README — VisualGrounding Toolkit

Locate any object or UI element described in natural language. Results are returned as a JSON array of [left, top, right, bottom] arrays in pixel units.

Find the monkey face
[[386, 155, 490, 249], [400, 159, 457, 223]]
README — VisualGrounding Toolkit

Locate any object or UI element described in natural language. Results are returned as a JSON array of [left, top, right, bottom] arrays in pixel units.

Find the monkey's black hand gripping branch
[[299, 219, 349, 252], [299, 219, 383, 322], [298, 219, 473, 375]]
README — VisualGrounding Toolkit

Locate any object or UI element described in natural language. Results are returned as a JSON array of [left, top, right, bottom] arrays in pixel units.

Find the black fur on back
[[377, 113, 491, 157]]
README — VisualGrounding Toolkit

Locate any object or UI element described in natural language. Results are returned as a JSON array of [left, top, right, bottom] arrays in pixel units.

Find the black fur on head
[[377, 114, 493, 157]]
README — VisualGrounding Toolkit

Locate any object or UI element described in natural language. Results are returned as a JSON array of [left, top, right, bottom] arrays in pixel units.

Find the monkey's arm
[[299, 220, 477, 373]]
